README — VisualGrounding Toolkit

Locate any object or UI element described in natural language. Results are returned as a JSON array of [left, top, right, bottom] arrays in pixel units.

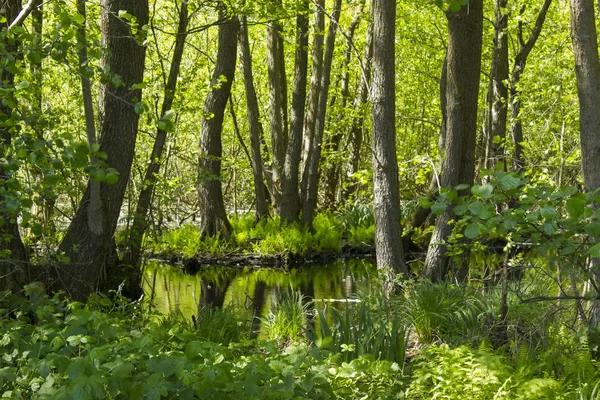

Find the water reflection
[[142, 259, 378, 336]]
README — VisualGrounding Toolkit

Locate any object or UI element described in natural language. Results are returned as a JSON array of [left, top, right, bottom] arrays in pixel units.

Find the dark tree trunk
[[343, 22, 373, 202], [280, 3, 309, 225], [301, 0, 325, 193], [323, 2, 364, 209], [0, 0, 30, 293], [238, 16, 269, 222], [301, 0, 342, 228], [56, 0, 149, 300], [266, 0, 288, 206], [484, 0, 509, 171], [570, 0, 600, 324], [424, 0, 483, 282], [371, 0, 408, 285], [197, 10, 238, 238], [123, 0, 189, 294], [509, 0, 552, 171]]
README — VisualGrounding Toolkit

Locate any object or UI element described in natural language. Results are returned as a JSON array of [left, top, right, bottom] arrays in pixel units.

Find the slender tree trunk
[[323, 1, 364, 209], [280, 3, 309, 225], [123, 0, 189, 293], [266, 0, 288, 206], [484, 0, 509, 171], [301, 0, 325, 194], [569, 0, 600, 324], [509, 0, 552, 171], [301, 0, 342, 228], [197, 10, 238, 238], [343, 22, 373, 202], [371, 0, 408, 286], [238, 16, 269, 222], [424, 0, 483, 282], [56, 0, 149, 300]]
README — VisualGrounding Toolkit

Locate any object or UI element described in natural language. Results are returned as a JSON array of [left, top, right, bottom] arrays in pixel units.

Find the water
[[142, 259, 379, 330]]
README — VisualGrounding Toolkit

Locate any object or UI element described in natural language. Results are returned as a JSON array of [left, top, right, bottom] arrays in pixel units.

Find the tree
[[56, 0, 149, 300], [424, 0, 483, 282], [301, 0, 342, 228], [483, 0, 509, 172], [0, 0, 30, 293], [509, 0, 552, 171], [197, 9, 238, 238], [123, 0, 190, 288], [279, 2, 309, 225], [371, 0, 408, 283], [266, 0, 288, 206], [238, 15, 270, 222], [569, 0, 600, 323]]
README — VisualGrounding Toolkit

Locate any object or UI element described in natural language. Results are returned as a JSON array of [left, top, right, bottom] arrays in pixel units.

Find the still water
[[142, 259, 378, 329]]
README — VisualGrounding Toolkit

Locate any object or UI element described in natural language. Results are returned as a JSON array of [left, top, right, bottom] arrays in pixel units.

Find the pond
[[141, 259, 379, 337]]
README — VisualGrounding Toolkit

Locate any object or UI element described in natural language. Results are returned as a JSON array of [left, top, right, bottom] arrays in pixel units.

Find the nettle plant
[[427, 171, 600, 293]]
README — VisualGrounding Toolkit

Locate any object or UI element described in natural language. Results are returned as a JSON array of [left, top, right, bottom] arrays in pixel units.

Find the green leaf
[[464, 223, 479, 239], [431, 203, 447, 215], [566, 197, 585, 219], [471, 183, 494, 199], [590, 243, 600, 258]]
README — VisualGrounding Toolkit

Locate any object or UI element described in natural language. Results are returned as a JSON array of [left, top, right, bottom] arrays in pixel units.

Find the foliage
[[193, 305, 248, 345], [400, 280, 486, 345], [261, 289, 309, 342], [0, 286, 407, 399], [314, 299, 408, 365]]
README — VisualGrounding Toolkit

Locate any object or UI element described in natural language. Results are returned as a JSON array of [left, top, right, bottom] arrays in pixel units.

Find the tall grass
[[314, 300, 408, 366]]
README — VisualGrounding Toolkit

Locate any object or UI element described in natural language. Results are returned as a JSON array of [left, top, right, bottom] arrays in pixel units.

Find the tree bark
[[424, 0, 483, 282], [301, 0, 342, 228], [0, 0, 30, 293], [484, 0, 509, 171], [197, 10, 238, 238], [371, 0, 408, 284], [56, 0, 149, 300], [266, 0, 288, 206], [123, 0, 189, 291], [509, 0, 552, 171], [569, 0, 600, 324], [323, 1, 364, 209], [343, 22, 373, 202], [238, 16, 269, 222], [301, 0, 325, 194], [280, 3, 309, 225]]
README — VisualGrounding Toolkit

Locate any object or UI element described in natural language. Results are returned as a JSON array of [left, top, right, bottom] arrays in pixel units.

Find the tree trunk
[[343, 22, 373, 202], [323, 2, 364, 209], [238, 16, 269, 222], [371, 0, 408, 286], [197, 10, 238, 238], [424, 0, 483, 282], [280, 3, 309, 225], [123, 0, 189, 294], [509, 0, 552, 171], [301, 0, 342, 228], [56, 0, 149, 301], [266, 0, 288, 206], [484, 0, 509, 172], [0, 0, 30, 293], [301, 0, 325, 194], [569, 0, 600, 324]]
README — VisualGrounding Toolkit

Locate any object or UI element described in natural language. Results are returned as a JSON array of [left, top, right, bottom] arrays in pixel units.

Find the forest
[[2, 0, 600, 397]]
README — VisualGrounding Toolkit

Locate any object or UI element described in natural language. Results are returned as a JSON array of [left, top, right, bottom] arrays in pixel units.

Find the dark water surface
[[142, 259, 378, 327]]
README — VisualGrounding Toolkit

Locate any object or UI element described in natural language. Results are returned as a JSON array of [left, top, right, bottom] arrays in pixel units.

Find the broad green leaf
[[566, 197, 585, 218], [590, 243, 600, 258], [471, 183, 494, 199], [464, 223, 479, 239], [431, 203, 447, 215]]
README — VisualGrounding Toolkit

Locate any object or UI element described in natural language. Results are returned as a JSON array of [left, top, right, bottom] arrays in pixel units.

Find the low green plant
[[315, 299, 408, 366], [261, 289, 309, 341], [401, 280, 485, 345], [337, 201, 375, 230], [194, 305, 248, 344], [0, 286, 408, 399]]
